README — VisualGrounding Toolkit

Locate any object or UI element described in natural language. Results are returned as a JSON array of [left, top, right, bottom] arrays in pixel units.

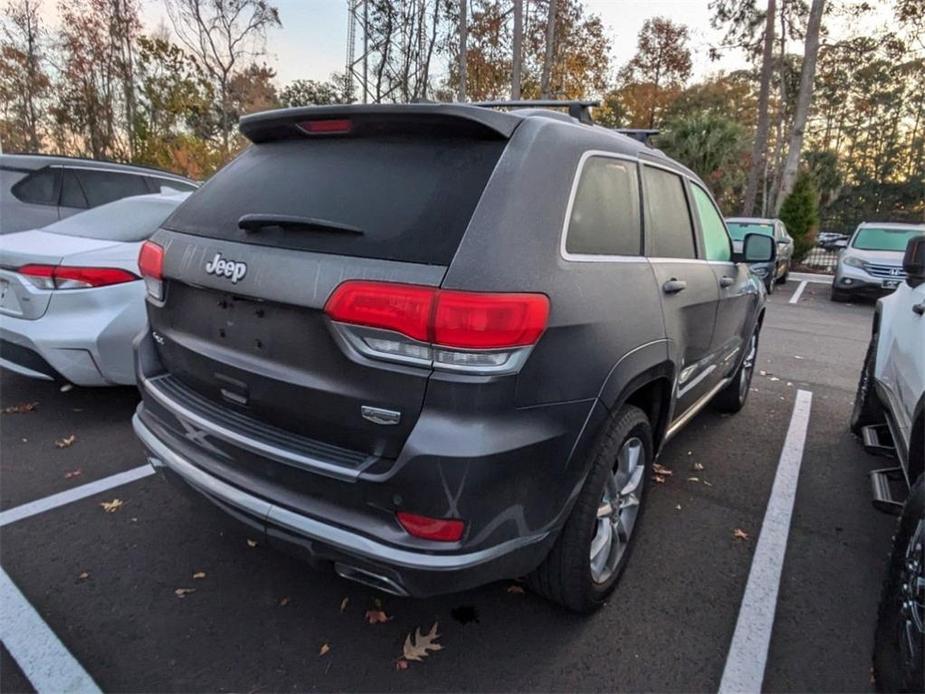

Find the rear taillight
[[396, 512, 465, 542], [18, 264, 138, 290], [138, 241, 164, 300], [324, 281, 549, 374]]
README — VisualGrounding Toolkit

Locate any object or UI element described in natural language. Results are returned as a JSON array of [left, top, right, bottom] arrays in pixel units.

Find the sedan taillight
[[18, 264, 138, 290], [137, 241, 164, 300], [324, 280, 550, 374]]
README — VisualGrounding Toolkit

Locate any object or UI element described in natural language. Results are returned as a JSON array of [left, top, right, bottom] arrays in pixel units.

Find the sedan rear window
[[44, 194, 189, 242], [163, 136, 506, 265]]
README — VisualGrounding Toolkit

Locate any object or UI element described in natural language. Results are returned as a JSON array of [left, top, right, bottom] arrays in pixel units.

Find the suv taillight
[[19, 264, 138, 289], [324, 281, 549, 374], [138, 241, 164, 300]]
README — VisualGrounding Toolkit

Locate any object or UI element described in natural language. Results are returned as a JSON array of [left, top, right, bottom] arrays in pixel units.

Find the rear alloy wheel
[[712, 329, 757, 413], [529, 405, 652, 612]]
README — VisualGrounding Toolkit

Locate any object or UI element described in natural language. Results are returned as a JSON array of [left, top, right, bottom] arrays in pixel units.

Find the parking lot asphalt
[[0, 280, 897, 693]]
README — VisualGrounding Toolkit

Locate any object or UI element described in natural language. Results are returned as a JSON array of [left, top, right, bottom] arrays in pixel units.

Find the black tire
[[831, 285, 851, 302], [776, 263, 789, 284], [765, 276, 775, 295], [873, 474, 924, 693], [850, 337, 883, 435], [712, 328, 758, 414], [529, 404, 652, 613]]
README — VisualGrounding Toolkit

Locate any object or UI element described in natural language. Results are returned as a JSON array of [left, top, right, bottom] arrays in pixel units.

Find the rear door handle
[[914, 302, 925, 316], [662, 279, 687, 294], [720, 276, 735, 288]]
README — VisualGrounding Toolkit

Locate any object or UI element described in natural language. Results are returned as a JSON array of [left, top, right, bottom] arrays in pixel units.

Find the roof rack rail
[[615, 128, 660, 144], [472, 100, 601, 125]]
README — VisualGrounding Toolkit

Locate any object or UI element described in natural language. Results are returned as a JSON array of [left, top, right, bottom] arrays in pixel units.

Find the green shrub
[[779, 171, 821, 262]]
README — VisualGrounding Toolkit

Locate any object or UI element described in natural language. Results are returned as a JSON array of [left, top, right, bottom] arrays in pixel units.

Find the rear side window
[[74, 169, 149, 207], [690, 184, 731, 262], [60, 170, 88, 208], [11, 167, 59, 205], [146, 176, 196, 194], [565, 156, 641, 256], [163, 136, 506, 265], [642, 167, 696, 259]]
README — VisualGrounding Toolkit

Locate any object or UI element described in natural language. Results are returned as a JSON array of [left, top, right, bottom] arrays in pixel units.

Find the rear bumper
[[133, 409, 556, 597]]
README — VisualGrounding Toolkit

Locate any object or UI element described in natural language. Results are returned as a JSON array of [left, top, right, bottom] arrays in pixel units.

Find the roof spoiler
[[473, 99, 600, 125], [239, 104, 520, 143]]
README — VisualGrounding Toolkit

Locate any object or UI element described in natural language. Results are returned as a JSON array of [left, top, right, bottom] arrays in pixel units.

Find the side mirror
[[903, 235, 925, 288], [735, 233, 776, 263]]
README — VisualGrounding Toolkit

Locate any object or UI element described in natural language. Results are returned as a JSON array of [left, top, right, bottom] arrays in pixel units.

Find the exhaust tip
[[334, 562, 408, 597]]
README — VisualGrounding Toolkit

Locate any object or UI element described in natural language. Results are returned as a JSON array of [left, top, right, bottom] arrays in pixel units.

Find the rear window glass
[[565, 157, 641, 256], [727, 222, 774, 240], [163, 136, 506, 265], [852, 227, 924, 252], [44, 194, 188, 242], [74, 169, 149, 207]]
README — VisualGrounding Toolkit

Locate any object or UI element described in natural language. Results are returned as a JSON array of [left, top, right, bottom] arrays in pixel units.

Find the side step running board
[[869, 467, 905, 515], [861, 424, 897, 459]]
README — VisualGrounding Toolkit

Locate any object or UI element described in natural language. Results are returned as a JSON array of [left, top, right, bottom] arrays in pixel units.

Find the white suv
[[851, 235, 924, 691]]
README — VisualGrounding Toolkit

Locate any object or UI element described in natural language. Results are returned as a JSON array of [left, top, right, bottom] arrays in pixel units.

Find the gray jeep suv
[[131, 103, 772, 612]]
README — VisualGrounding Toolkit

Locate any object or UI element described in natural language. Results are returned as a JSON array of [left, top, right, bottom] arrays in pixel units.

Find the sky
[[45, 0, 897, 91]]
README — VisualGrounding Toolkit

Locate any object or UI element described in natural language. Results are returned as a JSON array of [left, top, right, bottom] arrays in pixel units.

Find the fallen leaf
[[687, 476, 700, 483], [395, 659, 409, 671], [2, 401, 38, 414], [192, 571, 206, 580], [55, 434, 77, 448], [175, 587, 196, 598], [100, 498, 123, 513], [769, 376, 780, 382], [675, 504, 682, 511], [794, 355, 804, 360], [506, 584, 525, 594], [246, 539, 258, 548], [402, 622, 443, 662], [60, 383, 74, 392], [759, 370, 767, 376], [319, 643, 331, 657], [279, 596, 290, 607], [733, 528, 749, 541], [692, 462, 704, 471], [64, 468, 82, 479], [703, 480, 713, 487], [652, 462, 673, 476], [339, 597, 349, 612], [365, 609, 391, 624], [652, 474, 666, 484], [78, 571, 89, 580]]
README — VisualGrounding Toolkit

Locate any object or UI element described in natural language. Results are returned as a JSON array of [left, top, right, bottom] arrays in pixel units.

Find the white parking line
[[0, 465, 154, 528], [718, 389, 813, 694], [1, 567, 102, 693], [789, 280, 808, 304]]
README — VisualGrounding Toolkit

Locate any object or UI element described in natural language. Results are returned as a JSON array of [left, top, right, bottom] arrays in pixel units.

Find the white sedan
[[0, 192, 188, 385]]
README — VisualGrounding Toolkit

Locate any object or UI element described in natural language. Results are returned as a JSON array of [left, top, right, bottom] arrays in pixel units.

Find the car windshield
[[726, 222, 774, 241], [43, 193, 189, 243], [852, 226, 925, 252]]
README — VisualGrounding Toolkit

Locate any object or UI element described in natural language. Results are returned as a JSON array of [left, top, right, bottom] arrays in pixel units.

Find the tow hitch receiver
[[869, 467, 905, 515]]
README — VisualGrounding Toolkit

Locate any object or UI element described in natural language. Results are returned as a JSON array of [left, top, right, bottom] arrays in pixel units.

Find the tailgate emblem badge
[[361, 406, 401, 426], [205, 253, 247, 284]]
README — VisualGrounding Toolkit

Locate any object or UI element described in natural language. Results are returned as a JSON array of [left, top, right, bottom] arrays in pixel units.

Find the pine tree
[[778, 171, 820, 262]]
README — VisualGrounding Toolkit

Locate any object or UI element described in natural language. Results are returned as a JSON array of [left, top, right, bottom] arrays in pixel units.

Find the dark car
[[131, 103, 772, 612], [0, 154, 198, 234]]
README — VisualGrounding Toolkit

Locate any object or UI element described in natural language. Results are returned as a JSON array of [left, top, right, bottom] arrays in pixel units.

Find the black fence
[[799, 246, 840, 272]]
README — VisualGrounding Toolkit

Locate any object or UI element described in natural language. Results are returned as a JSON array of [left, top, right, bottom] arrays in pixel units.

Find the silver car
[[0, 154, 197, 235], [0, 192, 189, 385], [832, 222, 925, 302]]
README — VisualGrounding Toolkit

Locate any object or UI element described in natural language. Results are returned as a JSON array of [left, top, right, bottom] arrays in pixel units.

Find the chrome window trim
[[559, 149, 644, 264], [50, 164, 192, 185]]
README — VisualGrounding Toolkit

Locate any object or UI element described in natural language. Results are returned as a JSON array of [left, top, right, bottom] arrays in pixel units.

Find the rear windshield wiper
[[238, 214, 363, 235]]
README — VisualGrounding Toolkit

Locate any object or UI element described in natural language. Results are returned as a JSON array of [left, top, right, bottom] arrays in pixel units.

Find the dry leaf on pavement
[[100, 498, 123, 513], [365, 609, 390, 624], [652, 463, 672, 476], [2, 402, 38, 414], [340, 597, 349, 612], [687, 476, 700, 483], [319, 643, 331, 657], [65, 468, 82, 479], [693, 462, 704, 471], [78, 571, 89, 580], [246, 539, 258, 548], [402, 623, 443, 662], [506, 584, 525, 594], [55, 434, 77, 448], [279, 596, 290, 607], [175, 588, 196, 598], [395, 659, 410, 671], [192, 571, 206, 580], [733, 528, 750, 541], [652, 474, 666, 484]]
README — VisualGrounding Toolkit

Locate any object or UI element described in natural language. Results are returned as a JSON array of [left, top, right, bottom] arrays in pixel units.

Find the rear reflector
[[396, 512, 465, 542], [138, 241, 165, 300], [19, 264, 138, 290], [298, 119, 352, 135], [324, 281, 549, 349]]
